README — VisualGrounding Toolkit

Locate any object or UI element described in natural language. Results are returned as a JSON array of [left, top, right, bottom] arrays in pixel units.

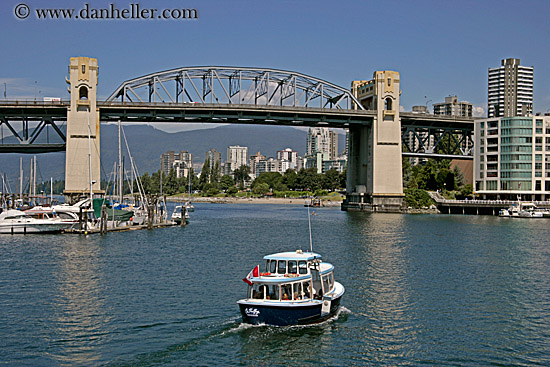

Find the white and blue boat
[[237, 250, 345, 326]]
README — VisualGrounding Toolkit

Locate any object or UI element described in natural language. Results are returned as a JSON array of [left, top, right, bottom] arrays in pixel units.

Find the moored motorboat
[[237, 250, 345, 326], [171, 205, 190, 224], [0, 209, 73, 234]]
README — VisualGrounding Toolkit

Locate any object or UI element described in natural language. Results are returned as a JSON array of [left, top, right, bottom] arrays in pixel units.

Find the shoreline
[[167, 196, 342, 206]]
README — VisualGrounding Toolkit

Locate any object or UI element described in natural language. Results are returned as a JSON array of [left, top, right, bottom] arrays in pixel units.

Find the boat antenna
[[308, 195, 313, 254]]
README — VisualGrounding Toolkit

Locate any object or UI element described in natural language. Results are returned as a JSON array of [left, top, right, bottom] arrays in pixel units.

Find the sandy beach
[[167, 196, 343, 206]]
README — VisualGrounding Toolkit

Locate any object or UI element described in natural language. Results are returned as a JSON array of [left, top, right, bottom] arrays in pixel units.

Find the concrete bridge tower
[[64, 57, 103, 203], [343, 71, 404, 212]]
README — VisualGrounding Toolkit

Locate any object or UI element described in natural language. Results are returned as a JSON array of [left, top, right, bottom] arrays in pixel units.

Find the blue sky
[[1, 0, 550, 118]]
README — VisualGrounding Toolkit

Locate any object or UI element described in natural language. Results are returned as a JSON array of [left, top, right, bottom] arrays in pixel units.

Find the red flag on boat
[[243, 264, 260, 285]]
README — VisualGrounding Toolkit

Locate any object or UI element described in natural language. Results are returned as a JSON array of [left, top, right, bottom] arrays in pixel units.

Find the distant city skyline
[[1, 0, 549, 127]]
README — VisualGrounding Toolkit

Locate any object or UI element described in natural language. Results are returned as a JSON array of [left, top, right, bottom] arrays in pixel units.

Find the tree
[[210, 160, 221, 184], [252, 172, 285, 191], [283, 169, 297, 190], [233, 165, 250, 189], [226, 186, 238, 196], [252, 182, 270, 196], [164, 168, 178, 195], [453, 165, 465, 189], [199, 158, 210, 190], [219, 174, 235, 191], [322, 169, 341, 191], [295, 168, 322, 192]]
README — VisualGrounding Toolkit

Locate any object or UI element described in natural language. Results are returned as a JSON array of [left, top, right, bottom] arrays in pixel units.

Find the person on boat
[[293, 293, 301, 300], [282, 293, 289, 300]]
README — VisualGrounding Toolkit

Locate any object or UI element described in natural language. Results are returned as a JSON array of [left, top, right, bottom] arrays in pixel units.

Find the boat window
[[288, 260, 297, 274], [281, 284, 292, 300], [269, 260, 277, 274], [251, 284, 267, 299], [311, 269, 323, 299], [329, 272, 334, 289], [322, 274, 331, 293], [267, 284, 279, 301], [292, 283, 302, 300], [302, 280, 312, 300], [277, 260, 286, 274], [298, 261, 307, 274]]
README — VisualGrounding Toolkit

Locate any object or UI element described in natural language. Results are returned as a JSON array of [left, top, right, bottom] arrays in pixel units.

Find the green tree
[[295, 168, 322, 192], [233, 165, 250, 189], [226, 186, 238, 196], [219, 174, 235, 191], [252, 172, 285, 191], [164, 168, 178, 195], [283, 169, 297, 190], [453, 165, 465, 188], [252, 182, 270, 196], [210, 160, 221, 184], [199, 158, 210, 190], [322, 169, 341, 191]]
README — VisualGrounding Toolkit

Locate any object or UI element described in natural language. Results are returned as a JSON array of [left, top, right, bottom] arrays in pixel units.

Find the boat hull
[[238, 293, 342, 326], [0, 223, 70, 234]]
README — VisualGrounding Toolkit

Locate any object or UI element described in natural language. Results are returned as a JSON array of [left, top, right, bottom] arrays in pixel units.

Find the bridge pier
[[64, 57, 103, 204], [342, 71, 404, 213]]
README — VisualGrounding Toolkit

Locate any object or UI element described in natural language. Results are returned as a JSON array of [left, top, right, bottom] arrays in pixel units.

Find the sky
[[1, 0, 550, 127]]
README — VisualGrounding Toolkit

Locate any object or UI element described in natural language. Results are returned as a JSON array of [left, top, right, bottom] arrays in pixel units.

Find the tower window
[[387, 78, 391, 86], [82, 65, 86, 74], [79, 86, 88, 100], [385, 97, 393, 111]]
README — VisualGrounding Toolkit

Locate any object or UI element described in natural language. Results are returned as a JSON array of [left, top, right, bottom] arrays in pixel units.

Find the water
[[1, 204, 549, 366]]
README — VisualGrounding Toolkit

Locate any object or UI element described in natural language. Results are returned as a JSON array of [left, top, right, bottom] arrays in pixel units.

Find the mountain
[[0, 124, 345, 188]]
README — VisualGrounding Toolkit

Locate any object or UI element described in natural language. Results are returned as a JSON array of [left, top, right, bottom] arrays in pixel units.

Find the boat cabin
[[246, 250, 336, 302]]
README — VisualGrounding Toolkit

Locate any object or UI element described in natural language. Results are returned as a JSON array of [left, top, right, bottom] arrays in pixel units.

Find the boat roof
[[263, 250, 321, 261], [0, 209, 30, 218]]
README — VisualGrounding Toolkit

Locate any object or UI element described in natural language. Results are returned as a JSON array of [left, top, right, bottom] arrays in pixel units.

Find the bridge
[[0, 57, 474, 210]]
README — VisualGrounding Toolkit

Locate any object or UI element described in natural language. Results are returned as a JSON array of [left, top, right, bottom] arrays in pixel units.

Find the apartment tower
[[488, 58, 533, 118]]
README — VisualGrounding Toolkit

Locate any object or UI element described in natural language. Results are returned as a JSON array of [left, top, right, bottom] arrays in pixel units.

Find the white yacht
[[0, 209, 73, 234]]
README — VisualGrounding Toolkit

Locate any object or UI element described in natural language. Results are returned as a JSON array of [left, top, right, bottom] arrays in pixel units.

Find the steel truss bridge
[[0, 66, 474, 158]]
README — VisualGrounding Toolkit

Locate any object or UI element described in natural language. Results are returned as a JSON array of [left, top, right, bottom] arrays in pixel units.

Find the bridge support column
[[64, 57, 103, 204], [342, 71, 404, 213]]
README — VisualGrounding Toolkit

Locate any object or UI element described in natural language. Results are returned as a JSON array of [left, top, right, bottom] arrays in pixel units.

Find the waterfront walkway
[[429, 192, 550, 215]]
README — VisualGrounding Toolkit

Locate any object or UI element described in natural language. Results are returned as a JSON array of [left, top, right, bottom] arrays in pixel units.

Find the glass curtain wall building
[[475, 116, 550, 200]]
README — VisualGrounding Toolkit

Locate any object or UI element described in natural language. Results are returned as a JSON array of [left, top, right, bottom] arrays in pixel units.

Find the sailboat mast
[[87, 108, 93, 205], [118, 120, 123, 203], [33, 155, 37, 198], [19, 157, 23, 198], [308, 197, 313, 254]]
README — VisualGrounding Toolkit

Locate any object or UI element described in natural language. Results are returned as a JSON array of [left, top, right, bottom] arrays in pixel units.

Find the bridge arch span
[[106, 66, 364, 111]]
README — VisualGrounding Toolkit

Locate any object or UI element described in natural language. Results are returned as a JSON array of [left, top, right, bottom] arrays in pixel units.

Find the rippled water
[[1, 204, 549, 366]]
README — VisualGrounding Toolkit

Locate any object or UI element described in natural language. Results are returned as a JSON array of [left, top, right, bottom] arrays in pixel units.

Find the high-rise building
[[276, 148, 298, 170], [474, 115, 550, 200], [488, 58, 533, 118], [205, 149, 221, 171], [306, 127, 338, 160], [433, 96, 473, 117], [161, 150, 193, 176], [160, 151, 176, 174], [249, 151, 266, 176], [226, 145, 248, 174]]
